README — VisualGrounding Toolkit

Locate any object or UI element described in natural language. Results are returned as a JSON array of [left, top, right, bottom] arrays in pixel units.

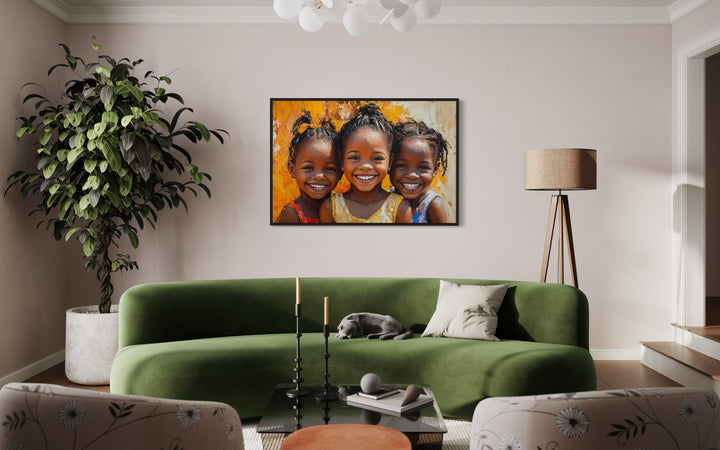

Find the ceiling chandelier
[[273, 0, 442, 37]]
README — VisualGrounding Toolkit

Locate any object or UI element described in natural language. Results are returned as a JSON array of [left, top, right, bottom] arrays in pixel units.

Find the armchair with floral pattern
[[0, 382, 243, 450], [471, 387, 720, 450]]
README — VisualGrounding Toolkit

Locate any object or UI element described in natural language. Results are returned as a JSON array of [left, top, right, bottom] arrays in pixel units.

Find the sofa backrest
[[118, 278, 589, 349]]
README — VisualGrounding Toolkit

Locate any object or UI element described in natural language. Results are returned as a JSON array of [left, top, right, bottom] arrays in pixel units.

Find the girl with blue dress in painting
[[389, 119, 451, 223]]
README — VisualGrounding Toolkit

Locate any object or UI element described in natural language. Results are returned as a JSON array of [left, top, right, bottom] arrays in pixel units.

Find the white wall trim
[[674, 27, 720, 327], [28, 2, 676, 25], [590, 348, 641, 360], [668, 0, 712, 23], [29, 0, 70, 23], [0, 350, 64, 387]]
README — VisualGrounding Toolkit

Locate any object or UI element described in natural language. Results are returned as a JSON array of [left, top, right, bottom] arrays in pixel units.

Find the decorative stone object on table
[[471, 387, 720, 450]]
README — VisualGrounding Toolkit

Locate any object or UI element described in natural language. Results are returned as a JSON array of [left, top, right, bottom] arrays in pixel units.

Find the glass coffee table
[[257, 384, 447, 450]]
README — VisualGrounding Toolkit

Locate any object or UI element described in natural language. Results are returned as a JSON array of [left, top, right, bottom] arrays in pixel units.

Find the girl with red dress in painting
[[276, 111, 340, 223]]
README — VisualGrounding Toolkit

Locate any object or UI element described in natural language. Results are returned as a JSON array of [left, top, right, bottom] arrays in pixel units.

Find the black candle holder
[[286, 303, 310, 398], [292, 397, 303, 430], [314, 324, 338, 402]]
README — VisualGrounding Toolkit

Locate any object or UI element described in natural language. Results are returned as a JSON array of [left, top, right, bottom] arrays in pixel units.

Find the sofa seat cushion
[[111, 333, 596, 419]]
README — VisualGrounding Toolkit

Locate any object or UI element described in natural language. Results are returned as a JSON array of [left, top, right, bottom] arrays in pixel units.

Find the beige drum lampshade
[[524, 148, 597, 191]]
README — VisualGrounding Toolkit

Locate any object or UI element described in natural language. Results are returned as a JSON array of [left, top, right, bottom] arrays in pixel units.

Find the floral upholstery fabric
[[0, 383, 243, 450], [471, 387, 720, 450]]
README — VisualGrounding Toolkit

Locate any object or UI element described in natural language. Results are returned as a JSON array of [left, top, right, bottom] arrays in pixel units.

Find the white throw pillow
[[422, 280, 508, 340]]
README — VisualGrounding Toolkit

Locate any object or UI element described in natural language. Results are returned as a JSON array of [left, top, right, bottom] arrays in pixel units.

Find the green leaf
[[119, 175, 132, 196], [79, 194, 91, 210], [74, 133, 86, 149], [39, 129, 53, 146], [66, 55, 77, 70], [121, 115, 133, 128], [102, 146, 122, 172], [128, 85, 143, 102], [99, 161, 108, 173], [121, 132, 135, 151], [67, 148, 84, 164], [48, 183, 61, 195], [66, 112, 82, 127], [59, 198, 73, 219], [102, 111, 118, 125], [95, 65, 111, 78], [83, 236, 95, 257], [94, 122, 107, 136], [82, 175, 100, 191], [192, 121, 211, 141], [128, 231, 139, 249], [65, 227, 82, 241], [16, 126, 29, 138], [88, 189, 101, 207], [100, 85, 114, 105], [43, 161, 58, 178], [84, 159, 98, 173]]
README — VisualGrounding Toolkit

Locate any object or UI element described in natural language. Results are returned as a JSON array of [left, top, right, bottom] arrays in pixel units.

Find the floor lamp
[[525, 148, 597, 288]]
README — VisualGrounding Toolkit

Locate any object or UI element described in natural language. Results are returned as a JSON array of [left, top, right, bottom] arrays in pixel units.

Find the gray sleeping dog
[[336, 313, 412, 340]]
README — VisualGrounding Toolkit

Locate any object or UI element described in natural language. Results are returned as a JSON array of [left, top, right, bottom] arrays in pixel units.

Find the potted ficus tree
[[6, 36, 227, 384]]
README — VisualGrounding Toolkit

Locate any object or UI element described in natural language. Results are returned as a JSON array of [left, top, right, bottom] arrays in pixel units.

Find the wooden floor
[[25, 360, 681, 392], [594, 360, 680, 390]]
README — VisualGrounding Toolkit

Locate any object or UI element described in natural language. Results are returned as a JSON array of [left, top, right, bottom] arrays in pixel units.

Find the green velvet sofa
[[110, 278, 596, 420]]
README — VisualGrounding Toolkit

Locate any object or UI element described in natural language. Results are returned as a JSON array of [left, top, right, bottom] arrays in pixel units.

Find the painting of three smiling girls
[[271, 99, 457, 224]]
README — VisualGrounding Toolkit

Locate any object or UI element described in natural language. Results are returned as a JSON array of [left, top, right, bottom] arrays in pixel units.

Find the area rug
[[240, 418, 471, 450]]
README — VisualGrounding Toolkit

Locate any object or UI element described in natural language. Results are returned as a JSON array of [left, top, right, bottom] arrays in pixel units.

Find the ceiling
[[54, 0, 677, 6], [29, 0, 700, 24]]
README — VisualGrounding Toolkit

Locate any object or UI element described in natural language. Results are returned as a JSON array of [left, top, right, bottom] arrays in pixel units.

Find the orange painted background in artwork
[[271, 100, 457, 222]]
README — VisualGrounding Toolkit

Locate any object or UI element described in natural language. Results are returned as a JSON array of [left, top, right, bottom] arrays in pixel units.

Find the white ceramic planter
[[65, 305, 119, 385]]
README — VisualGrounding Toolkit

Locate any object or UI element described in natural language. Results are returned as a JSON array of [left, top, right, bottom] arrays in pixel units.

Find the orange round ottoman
[[280, 423, 412, 450]]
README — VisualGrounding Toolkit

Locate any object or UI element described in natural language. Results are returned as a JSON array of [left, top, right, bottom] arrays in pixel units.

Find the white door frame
[[674, 28, 720, 326]]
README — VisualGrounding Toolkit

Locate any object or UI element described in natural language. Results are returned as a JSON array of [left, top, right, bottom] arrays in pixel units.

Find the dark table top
[[257, 384, 447, 435]]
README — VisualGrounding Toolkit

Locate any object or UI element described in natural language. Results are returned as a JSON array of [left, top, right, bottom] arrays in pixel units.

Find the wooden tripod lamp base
[[525, 148, 597, 289], [541, 193, 578, 287]]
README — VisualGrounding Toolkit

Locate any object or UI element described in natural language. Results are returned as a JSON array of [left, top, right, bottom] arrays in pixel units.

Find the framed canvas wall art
[[271, 98, 458, 225]]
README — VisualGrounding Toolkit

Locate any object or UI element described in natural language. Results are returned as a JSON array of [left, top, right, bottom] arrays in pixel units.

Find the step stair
[[641, 336, 720, 396]]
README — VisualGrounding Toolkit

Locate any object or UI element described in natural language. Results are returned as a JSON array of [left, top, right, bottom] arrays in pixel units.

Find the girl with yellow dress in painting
[[319, 103, 412, 223]]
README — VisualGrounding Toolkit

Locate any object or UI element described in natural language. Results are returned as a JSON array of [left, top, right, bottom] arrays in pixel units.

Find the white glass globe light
[[321, 0, 334, 7], [391, 8, 416, 32], [398, 0, 419, 5], [413, 0, 441, 19], [343, 4, 371, 37], [299, 5, 324, 32], [274, 0, 302, 19], [380, 0, 404, 9]]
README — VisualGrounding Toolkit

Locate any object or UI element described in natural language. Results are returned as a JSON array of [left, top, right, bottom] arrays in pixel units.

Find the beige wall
[[0, 0, 68, 378], [62, 22, 672, 357]]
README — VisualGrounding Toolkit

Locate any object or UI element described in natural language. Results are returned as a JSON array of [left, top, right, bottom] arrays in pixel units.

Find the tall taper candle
[[296, 277, 300, 304], [324, 296, 329, 325]]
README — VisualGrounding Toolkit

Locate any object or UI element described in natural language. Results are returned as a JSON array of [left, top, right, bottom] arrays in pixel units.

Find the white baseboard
[[0, 350, 64, 387], [590, 348, 642, 360]]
